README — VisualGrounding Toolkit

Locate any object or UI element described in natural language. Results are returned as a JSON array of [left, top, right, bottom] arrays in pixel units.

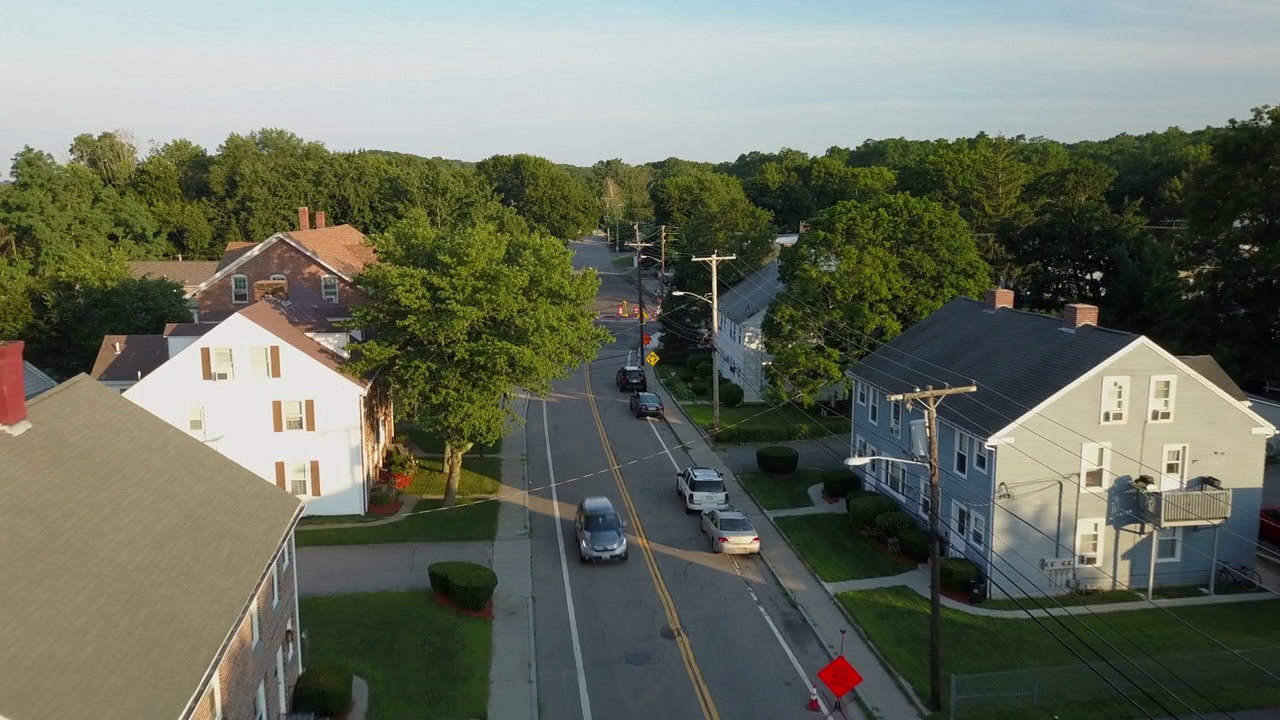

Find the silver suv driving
[[575, 496, 629, 563]]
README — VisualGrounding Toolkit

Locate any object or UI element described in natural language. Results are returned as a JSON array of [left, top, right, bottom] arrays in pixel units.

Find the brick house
[[188, 207, 375, 324], [0, 340, 304, 720]]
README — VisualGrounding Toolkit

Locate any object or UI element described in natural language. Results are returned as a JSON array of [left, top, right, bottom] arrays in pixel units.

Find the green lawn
[[611, 255, 634, 268], [405, 456, 502, 497], [738, 469, 848, 510], [396, 424, 502, 456], [299, 591, 491, 720], [298, 499, 417, 527], [681, 402, 847, 443], [296, 499, 499, 546], [773, 513, 915, 582], [838, 586, 1280, 719]]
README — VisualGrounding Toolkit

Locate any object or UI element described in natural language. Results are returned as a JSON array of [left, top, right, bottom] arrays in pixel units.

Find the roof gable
[[848, 298, 1137, 437], [89, 334, 170, 382], [188, 226, 370, 301], [23, 361, 57, 399], [234, 300, 365, 386], [0, 376, 300, 719]]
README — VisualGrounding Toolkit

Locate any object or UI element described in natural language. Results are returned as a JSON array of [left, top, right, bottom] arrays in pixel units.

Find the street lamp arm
[[844, 455, 930, 469], [670, 290, 712, 305]]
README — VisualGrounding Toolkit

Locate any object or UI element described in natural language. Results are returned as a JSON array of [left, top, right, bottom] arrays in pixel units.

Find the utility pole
[[886, 384, 977, 713], [628, 227, 655, 358], [659, 225, 667, 295], [691, 252, 736, 433]]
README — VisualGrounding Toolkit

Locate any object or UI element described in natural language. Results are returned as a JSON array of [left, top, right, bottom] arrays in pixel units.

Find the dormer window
[[231, 275, 249, 304], [321, 275, 340, 304]]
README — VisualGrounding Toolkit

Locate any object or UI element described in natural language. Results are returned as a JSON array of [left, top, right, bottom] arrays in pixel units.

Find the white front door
[[949, 501, 970, 558]]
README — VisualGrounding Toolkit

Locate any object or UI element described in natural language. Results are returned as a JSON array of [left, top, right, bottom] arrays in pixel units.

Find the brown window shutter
[[275, 461, 286, 489], [272, 401, 284, 433], [309, 461, 321, 496], [269, 345, 281, 378], [304, 400, 316, 432], [201, 347, 212, 381]]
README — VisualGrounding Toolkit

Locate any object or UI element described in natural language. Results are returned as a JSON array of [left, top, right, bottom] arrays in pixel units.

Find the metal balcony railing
[[1137, 487, 1232, 528]]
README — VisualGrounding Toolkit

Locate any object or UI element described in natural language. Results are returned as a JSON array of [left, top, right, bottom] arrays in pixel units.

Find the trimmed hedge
[[292, 664, 354, 718], [872, 509, 915, 542], [822, 471, 859, 499], [686, 352, 712, 371], [678, 367, 697, 383], [898, 525, 931, 562], [689, 381, 709, 397], [847, 494, 901, 535], [844, 490, 879, 512], [719, 381, 745, 408], [428, 560, 499, 611], [939, 557, 981, 592], [756, 446, 799, 475]]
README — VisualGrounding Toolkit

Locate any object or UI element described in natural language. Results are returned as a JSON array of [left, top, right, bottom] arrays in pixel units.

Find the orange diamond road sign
[[817, 656, 863, 697]]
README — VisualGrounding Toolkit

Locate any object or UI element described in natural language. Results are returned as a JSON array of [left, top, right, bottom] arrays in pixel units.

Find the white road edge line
[[521, 391, 538, 720], [646, 420, 830, 716], [546, 398, 593, 720]]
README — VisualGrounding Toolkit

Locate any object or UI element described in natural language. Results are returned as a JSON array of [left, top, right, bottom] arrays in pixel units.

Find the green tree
[[1180, 105, 1280, 387], [476, 154, 597, 239], [69, 131, 139, 189], [762, 193, 990, 404], [346, 211, 609, 506]]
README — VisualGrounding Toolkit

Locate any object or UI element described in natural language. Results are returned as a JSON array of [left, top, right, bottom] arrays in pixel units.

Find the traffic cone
[[806, 686, 820, 712]]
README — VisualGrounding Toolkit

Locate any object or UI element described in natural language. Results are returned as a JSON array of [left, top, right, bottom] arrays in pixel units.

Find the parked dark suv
[[616, 365, 647, 391]]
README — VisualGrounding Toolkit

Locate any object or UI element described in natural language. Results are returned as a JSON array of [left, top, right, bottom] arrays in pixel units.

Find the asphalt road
[[527, 239, 835, 720]]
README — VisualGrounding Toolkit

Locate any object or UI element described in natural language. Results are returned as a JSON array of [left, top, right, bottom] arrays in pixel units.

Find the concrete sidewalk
[[488, 392, 536, 720], [657, 391, 926, 720]]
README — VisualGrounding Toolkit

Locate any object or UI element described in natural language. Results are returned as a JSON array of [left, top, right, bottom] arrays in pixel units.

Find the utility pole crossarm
[[885, 384, 978, 403]]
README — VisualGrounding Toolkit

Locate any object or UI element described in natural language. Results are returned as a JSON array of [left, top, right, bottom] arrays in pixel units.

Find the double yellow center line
[[583, 364, 721, 720]]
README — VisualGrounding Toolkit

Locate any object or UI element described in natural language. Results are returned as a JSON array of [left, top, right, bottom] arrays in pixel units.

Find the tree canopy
[[346, 210, 609, 506], [476, 153, 598, 239]]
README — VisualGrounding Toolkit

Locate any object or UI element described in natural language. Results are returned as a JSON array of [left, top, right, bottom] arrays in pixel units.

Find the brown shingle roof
[[216, 241, 258, 271], [126, 260, 220, 287], [163, 323, 214, 337], [0, 376, 301, 720], [1178, 355, 1248, 402], [237, 299, 365, 386], [88, 335, 169, 382], [285, 225, 375, 278]]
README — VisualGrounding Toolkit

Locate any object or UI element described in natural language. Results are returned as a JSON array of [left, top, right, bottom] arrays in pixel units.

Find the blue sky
[[2, 0, 1279, 172]]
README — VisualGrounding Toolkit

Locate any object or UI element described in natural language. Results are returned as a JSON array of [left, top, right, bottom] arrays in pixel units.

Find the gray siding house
[[846, 288, 1276, 599]]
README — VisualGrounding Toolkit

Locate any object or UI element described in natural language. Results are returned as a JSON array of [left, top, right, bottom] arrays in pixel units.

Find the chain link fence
[[950, 646, 1280, 720]]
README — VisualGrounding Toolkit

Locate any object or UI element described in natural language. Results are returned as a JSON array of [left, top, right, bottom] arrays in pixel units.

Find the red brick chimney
[[0, 340, 32, 436], [297, 206, 311, 231], [315, 211, 326, 229], [1062, 303, 1099, 329], [985, 288, 1014, 310]]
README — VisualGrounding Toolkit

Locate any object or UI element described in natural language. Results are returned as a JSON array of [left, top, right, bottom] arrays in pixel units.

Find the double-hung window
[[954, 432, 969, 477], [856, 381, 867, 406], [1076, 519, 1104, 566], [889, 401, 901, 438], [1149, 375, 1176, 422], [866, 443, 880, 484], [973, 441, 989, 474], [290, 462, 311, 496], [1162, 444, 1189, 489], [232, 274, 249, 304], [1156, 528, 1182, 562], [1080, 442, 1112, 492], [1100, 376, 1130, 424], [868, 391, 879, 425], [887, 462, 906, 499], [321, 275, 340, 304], [211, 348, 234, 380]]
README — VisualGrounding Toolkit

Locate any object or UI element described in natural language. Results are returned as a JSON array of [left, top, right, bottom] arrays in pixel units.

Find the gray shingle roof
[[1177, 355, 1247, 402], [22, 361, 56, 399], [848, 297, 1137, 438], [126, 260, 220, 287], [719, 260, 781, 324], [0, 375, 301, 720], [88, 335, 169, 382]]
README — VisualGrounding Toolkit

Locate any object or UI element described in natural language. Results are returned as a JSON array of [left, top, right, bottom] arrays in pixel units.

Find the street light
[[846, 450, 944, 711], [671, 289, 723, 432]]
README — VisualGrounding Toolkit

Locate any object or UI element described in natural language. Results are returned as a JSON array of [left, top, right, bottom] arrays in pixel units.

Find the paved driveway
[[296, 541, 492, 597]]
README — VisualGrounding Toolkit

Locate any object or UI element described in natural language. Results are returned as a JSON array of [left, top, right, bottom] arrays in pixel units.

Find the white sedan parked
[[700, 507, 761, 555]]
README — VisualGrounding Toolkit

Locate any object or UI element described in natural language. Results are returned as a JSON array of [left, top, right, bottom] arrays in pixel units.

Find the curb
[[655, 372, 927, 718]]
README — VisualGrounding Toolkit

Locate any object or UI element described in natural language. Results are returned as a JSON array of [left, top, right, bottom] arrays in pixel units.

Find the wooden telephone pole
[[690, 252, 736, 431], [885, 383, 977, 712], [627, 226, 655, 357]]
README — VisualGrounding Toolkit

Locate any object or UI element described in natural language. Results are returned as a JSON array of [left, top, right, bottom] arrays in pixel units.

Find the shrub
[[822, 472, 857, 499], [939, 557, 981, 592], [689, 381, 709, 397], [756, 446, 799, 475], [428, 560, 498, 611], [369, 488, 392, 507], [847, 494, 900, 535], [678, 367, 697, 383], [718, 381, 745, 408], [685, 352, 712, 371], [844, 489, 879, 512], [898, 525, 930, 562], [872, 509, 914, 542], [292, 664, 354, 718]]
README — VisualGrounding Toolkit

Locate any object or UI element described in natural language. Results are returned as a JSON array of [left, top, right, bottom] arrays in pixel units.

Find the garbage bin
[[968, 577, 988, 604]]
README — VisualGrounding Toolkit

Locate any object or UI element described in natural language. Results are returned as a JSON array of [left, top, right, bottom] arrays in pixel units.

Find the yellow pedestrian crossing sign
[[646, 351, 659, 366]]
